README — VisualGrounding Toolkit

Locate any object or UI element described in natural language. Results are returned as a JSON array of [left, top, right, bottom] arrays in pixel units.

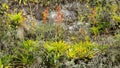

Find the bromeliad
[[42, 7, 49, 23], [55, 5, 64, 23]]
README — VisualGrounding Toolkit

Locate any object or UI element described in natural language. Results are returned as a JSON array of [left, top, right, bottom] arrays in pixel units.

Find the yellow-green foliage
[[22, 40, 38, 51], [14, 40, 38, 65], [15, 0, 38, 5], [112, 14, 120, 23], [2, 3, 9, 10], [0, 54, 12, 68], [90, 26, 100, 36], [111, 4, 120, 23], [15, 0, 27, 5], [67, 41, 97, 59], [44, 41, 70, 56], [44, 40, 98, 61], [8, 12, 22, 29], [44, 41, 70, 64], [8, 12, 22, 24]]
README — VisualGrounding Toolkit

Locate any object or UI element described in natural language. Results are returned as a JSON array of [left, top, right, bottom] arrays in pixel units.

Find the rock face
[[16, 27, 24, 40], [48, 2, 79, 23], [30, 2, 79, 24], [1, 0, 118, 42]]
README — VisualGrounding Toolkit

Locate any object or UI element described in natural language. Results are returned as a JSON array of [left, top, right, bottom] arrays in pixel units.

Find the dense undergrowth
[[0, 0, 120, 68]]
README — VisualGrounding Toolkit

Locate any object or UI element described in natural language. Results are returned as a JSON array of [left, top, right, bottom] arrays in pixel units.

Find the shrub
[[13, 40, 39, 66], [8, 12, 22, 29], [67, 41, 98, 60], [0, 53, 12, 68], [44, 41, 70, 66], [43, 40, 106, 67]]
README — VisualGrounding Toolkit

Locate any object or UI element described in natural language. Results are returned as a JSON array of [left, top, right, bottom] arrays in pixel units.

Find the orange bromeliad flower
[[91, 8, 96, 24], [55, 5, 64, 23], [42, 7, 48, 23]]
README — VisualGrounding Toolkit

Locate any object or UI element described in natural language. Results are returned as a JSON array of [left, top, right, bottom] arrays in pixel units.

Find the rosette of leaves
[[0, 53, 12, 68], [8, 12, 22, 29], [44, 41, 70, 66], [13, 40, 39, 66], [67, 41, 98, 60]]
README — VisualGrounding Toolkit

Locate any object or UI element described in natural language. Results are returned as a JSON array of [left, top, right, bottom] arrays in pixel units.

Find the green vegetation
[[0, 0, 120, 68], [8, 12, 23, 29]]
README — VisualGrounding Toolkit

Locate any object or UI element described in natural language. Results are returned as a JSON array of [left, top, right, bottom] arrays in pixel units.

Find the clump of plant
[[90, 26, 100, 36], [35, 22, 64, 41], [44, 41, 70, 67], [90, 22, 111, 35], [110, 3, 120, 29], [14, 0, 39, 5], [0, 3, 9, 15], [0, 52, 12, 68], [34, 23, 56, 41], [8, 11, 23, 29], [67, 41, 98, 60], [13, 40, 39, 67], [14, 0, 27, 5]]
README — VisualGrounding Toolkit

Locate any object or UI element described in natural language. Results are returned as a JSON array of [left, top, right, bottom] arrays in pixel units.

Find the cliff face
[[0, 0, 120, 36], [0, 0, 120, 68]]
